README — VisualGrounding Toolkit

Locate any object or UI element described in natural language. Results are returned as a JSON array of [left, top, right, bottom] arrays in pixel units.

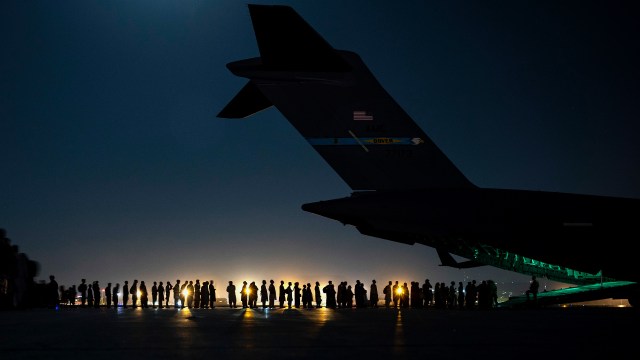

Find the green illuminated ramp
[[500, 281, 637, 308]]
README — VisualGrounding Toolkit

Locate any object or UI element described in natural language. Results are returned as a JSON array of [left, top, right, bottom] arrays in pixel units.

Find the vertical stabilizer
[[219, 5, 475, 191]]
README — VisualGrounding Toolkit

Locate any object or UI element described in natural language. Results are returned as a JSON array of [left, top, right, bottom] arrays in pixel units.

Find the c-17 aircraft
[[218, 4, 640, 306]]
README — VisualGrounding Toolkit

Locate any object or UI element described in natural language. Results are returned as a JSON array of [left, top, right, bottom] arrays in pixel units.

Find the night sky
[[2, 1, 639, 300]]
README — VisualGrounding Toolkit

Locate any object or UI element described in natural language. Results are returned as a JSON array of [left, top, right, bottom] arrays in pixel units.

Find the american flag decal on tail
[[353, 110, 373, 121]]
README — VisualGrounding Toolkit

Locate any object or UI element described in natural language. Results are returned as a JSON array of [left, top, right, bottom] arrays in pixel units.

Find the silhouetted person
[[152, 281, 158, 308], [342, 281, 349, 308], [278, 280, 285, 308], [201, 281, 209, 308], [458, 281, 465, 309], [444, 282, 451, 308], [140, 281, 149, 308], [392, 281, 399, 308], [249, 281, 258, 308], [158, 282, 164, 309], [323, 281, 336, 309], [59, 285, 67, 306], [269, 280, 277, 309], [294, 282, 301, 308], [307, 283, 314, 308], [448, 281, 457, 309], [344, 281, 350, 308], [435, 282, 444, 308], [477, 280, 489, 309], [470, 280, 478, 308], [93, 281, 101, 308], [179, 281, 187, 308], [186, 281, 194, 308], [420, 279, 431, 307], [10, 244, 33, 309], [436, 282, 446, 309], [105, 283, 112, 308], [409, 281, 417, 308], [301, 284, 308, 308], [209, 280, 216, 308], [419, 282, 425, 307], [401, 282, 409, 308], [87, 282, 94, 307], [138, 280, 147, 308], [526, 275, 539, 305], [113, 283, 119, 308], [444, 281, 451, 308], [78, 279, 88, 307], [433, 282, 441, 308], [240, 281, 248, 308], [286, 282, 293, 309], [165, 281, 172, 308], [465, 281, 475, 309], [47, 275, 59, 308], [173, 280, 181, 308], [303, 283, 311, 309], [194, 280, 201, 308], [355, 280, 367, 308], [67, 285, 76, 306], [138, 281, 147, 308], [383, 281, 392, 308], [261, 280, 268, 309], [122, 280, 129, 308], [346, 285, 354, 308], [131, 280, 138, 308], [0, 229, 12, 308], [488, 280, 498, 308], [354, 280, 361, 307], [370, 280, 379, 308], [227, 281, 236, 308], [314, 281, 322, 308]]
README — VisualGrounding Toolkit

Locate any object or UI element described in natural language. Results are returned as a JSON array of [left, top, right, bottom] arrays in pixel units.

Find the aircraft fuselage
[[302, 188, 640, 283]]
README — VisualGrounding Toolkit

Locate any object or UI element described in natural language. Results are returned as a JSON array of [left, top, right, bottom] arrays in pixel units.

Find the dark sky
[[2, 1, 639, 298]]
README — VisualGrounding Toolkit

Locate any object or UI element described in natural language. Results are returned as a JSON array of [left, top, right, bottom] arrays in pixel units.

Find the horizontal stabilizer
[[437, 248, 483, 269], [217, 81, 272, 119], [248, 4, 350, 71]]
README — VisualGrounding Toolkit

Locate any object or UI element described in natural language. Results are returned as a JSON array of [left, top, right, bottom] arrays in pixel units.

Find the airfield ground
[[0, 305, 636, 359]]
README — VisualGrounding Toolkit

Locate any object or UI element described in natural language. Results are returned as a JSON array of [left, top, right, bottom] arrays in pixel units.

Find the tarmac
[[0, 305, 637, 359]]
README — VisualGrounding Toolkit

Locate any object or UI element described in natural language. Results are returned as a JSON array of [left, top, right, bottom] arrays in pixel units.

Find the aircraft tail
[[218, 4, 475, 191]]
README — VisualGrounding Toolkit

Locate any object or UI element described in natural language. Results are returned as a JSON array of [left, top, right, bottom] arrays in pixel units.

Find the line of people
[[383, 279, 499, 310], [58, 279, 220, 309], [51, 277, 499, 310]]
